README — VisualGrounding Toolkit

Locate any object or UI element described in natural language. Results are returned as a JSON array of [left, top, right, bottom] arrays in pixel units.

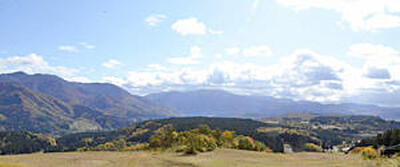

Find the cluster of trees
[[355, 129, 400, 157], [0, 131, 57, 155], [148, 124, 271, 154], [375, 129, 400, 147], [357, 129, 400, 149]]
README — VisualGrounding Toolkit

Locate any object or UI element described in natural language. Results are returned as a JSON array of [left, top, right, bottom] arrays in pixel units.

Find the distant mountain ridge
[[146, 89, 400, 120], [0, 72, 175, 135]]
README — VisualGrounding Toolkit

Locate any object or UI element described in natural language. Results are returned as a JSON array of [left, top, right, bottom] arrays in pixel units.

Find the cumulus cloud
[[208, 28, 224, 35], [242, 45, 272, 57], [207, 68, 231, 85], [225, 47, 240, 55], [276, 0, 400, 31], [58, 45, 78, 52], [0, 53, 79, 77], [90, 44, 400, 106], [272, 49, 342, 87], [102, 76, 127, 86], [115, 49, 351, 102], [167, 46, 202, 65], [171, 18, 206, 35], [171, 18, 223, 36], [79, 42, 96, 49], [145, 14, 167, 27], [364, 66, 391, 79], [347, 43, 400, 80], [102, 59, 122, 69]]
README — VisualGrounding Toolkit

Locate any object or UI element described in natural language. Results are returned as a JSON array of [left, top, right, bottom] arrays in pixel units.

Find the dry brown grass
[[0, 149, 379, 167]]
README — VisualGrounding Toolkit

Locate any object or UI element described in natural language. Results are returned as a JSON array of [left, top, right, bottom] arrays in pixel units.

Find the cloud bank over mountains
[[1, 42, 399, 107], [101, 43, 399, 107], [1, 0, 400, 108]]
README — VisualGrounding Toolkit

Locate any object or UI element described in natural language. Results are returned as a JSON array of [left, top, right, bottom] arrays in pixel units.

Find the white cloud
[[363, 66, 391, 79], [167, 57, 199, 65], [79, 42, 96, 49], [0, 53, 79, 77], [168, 46, 202, 65], [225, 47, 240, 55], [58, 45, 78, 52], [115, 49, 351, 102], [145, 14, 167, 27], [102, 59, 122, 69], [102, 76, 127, 86], [276, 0, 400, 31], [67, 76, 92, 83], [242, 45, 272, 57], [92, 44, 400, 106], [208, 28, 224, 35], [147, 64, 167, 71], [347, 43, 400, 80], [347, 43, 399, 58], [171, 18, 207, 35]]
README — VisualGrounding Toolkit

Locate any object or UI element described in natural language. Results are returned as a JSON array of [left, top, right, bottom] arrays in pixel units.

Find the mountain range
[[1, 71, 400, 136], [0, 72, 174, 136], [146, 89, 400, 120]]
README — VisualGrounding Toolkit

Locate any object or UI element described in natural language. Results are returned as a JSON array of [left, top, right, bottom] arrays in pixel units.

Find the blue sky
[[1, 0, 400, 106]]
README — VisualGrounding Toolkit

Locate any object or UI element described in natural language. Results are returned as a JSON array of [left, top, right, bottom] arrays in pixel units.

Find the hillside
[[0, 72, 176, 135], [0, 72, 175, 121], [146, 89, 400, 119], [0, 82, 131, 135]]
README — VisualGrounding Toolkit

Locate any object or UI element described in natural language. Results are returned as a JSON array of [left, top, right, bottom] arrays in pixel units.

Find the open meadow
[[0, 149, 388, 167]]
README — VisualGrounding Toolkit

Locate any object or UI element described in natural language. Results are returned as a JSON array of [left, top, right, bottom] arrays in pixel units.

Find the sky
[[1, 0, 400, 107]]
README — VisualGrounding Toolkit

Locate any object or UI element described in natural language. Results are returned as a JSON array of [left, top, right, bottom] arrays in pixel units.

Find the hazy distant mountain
[[0, 72, 176, 135], [0, 72, 175, 120], [146, 89, 400, 119]]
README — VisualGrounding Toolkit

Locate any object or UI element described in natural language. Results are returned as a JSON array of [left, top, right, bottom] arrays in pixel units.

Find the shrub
[[304, 143, 322, 152], [221, 131, 235, 148], [264, 147, 273, 153], [121, 143, 149, 151], [149, 125, 177, 149], [237, 136, 255, 150], [361, 147, 378, 160], [184, 134, 217, 154], [349, 147, 362, 154], [253, 141, 267, 152]]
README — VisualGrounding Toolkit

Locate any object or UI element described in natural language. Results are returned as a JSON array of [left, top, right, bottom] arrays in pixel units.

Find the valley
[[1, 72, 400, 166]]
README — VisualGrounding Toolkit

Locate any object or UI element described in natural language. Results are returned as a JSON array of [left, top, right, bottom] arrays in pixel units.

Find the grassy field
[[0, 149, 385, 167]]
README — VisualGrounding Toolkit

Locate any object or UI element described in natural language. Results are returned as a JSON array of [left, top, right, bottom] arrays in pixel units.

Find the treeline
[[78, 125, 271, 154]]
